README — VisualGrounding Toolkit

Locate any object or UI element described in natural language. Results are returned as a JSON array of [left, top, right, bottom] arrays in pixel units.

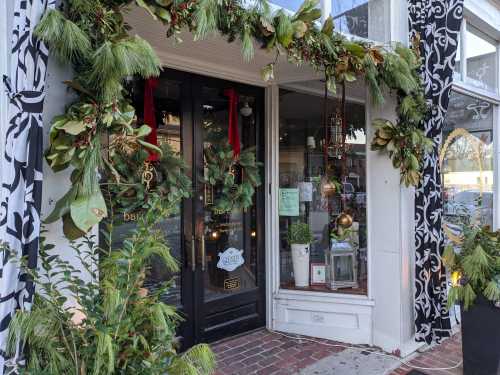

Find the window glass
[[332, 0, 369, 38], [331, 0, 387, 41], [442, 91, 494, 233], [110, 78, 184, 307], [465, 26, 497, 93], [279, 86, 367, 295], [269, 0, 304, 13]]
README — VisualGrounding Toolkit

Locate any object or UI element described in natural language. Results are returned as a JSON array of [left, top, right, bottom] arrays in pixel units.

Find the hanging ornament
[[337, 212, 353, 229], [327, 111, 346, 159], [141, 161, 155, 190]]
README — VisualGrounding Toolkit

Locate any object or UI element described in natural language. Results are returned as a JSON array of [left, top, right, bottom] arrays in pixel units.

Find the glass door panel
[[199, 87, 259, 303]]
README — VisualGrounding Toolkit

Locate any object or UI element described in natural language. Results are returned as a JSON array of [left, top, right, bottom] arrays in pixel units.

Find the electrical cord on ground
[[269, 329, 463, 373]]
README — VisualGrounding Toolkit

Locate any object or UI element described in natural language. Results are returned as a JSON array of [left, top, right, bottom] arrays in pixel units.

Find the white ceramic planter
[[291, 243, 310, 287]]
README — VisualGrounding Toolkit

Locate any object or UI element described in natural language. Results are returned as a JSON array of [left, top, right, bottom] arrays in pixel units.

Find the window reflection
[[279, 86, 367, 295], [332, 0, 369, 38], [442, 91, 494, 233], [465, 26, 497, 93]]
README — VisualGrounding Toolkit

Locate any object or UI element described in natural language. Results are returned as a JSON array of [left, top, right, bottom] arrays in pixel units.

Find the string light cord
[[269, 329, 463, 373]]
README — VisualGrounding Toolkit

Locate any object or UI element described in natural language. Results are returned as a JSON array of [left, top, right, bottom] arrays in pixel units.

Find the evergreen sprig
[[443, 224, 500, 310]]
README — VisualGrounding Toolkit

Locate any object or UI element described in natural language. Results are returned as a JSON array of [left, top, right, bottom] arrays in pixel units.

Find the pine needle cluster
[[443, 223, 500, 310], [7, 197, 216, 375]]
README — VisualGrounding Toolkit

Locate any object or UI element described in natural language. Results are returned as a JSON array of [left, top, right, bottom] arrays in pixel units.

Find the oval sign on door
[[217, 248, 244, 272]]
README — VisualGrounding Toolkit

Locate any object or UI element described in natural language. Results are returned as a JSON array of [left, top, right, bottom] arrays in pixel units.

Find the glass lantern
[[325, 229, 358, 290]]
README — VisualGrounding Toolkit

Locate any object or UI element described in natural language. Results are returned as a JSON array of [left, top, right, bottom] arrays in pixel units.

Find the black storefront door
[[130, 69, 266, 348]]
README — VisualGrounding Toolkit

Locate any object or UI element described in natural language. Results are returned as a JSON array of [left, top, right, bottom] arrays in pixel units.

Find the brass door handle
[[191, 235, 196, 272], [201, 234, 206, 272]]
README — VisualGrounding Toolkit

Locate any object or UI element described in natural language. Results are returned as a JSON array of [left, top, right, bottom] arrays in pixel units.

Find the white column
[[265, 84, 280, 329]]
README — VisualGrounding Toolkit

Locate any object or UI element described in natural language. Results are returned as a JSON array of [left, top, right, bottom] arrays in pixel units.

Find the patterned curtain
[[0, 0, 55, 373], [409, 0, 464, 344]]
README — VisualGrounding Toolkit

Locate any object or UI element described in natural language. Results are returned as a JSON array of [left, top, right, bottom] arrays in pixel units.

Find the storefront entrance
[[127, 69, 266, 348]]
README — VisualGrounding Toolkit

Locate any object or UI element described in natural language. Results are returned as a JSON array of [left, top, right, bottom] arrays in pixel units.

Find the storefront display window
[[278, 86, 367, 295], [442, 91, 494, 234]]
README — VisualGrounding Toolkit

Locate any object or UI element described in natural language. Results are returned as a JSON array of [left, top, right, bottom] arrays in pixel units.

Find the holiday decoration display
[[204, 141, 262, 213], [37, 0, 430, 239]]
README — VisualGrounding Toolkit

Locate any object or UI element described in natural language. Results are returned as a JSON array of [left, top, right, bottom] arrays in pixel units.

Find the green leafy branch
[[443, 225, 500, 310]]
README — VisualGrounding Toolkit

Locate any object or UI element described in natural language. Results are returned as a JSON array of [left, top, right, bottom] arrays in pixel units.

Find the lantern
[[325, 222, 359, 290]]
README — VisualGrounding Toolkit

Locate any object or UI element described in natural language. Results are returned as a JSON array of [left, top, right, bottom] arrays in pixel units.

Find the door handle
[[201, 234, 206, 272], [190, 235, 196, 272]]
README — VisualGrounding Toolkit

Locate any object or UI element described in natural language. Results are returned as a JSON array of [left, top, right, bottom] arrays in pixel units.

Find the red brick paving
[[388, 333, 463, 375], [212, 328, 347, 375], [212, 328, 463, 375]]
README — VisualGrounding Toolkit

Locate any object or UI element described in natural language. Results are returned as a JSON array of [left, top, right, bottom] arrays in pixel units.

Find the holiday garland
[[37, 0, 430, 239]]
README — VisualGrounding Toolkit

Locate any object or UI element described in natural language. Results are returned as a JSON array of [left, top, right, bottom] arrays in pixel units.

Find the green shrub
[[6, 196, 216, 375]]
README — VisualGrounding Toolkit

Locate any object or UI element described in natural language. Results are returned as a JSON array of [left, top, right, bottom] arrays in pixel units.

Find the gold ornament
[[141, 161, 155, 191], [337, 213, 353, 228]]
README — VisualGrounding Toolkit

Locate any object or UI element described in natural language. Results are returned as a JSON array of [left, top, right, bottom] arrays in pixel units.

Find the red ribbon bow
[[224, 88, 241, 157]]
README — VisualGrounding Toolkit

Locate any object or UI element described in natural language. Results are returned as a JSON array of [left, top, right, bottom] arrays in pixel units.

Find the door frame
[[173, 69, 266, 345]]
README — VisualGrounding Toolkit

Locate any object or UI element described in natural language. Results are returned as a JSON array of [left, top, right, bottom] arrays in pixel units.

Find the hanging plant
[[204, 142, 262, 213]]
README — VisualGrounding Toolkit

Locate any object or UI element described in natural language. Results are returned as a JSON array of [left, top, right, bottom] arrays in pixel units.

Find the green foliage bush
[[6, 197, 215, 375], [444, 224, 500, 310]]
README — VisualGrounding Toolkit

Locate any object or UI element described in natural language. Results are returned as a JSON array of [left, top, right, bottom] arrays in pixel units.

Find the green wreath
[[106, 142, 192, 218], [204, 142, 262, 213]]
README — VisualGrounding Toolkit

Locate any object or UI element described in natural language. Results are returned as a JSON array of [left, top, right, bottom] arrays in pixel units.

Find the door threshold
[[210, 327, 267, 346]]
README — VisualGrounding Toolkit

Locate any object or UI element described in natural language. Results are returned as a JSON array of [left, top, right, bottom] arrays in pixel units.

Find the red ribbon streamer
[[144, 78, 159, 162], [224, 88, 241, 157]]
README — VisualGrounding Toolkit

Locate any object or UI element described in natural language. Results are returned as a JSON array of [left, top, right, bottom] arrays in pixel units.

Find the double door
[[137, 69, 266, 348]]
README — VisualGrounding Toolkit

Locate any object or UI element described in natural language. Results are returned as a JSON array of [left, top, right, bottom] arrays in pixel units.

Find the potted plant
[[287, 222, 313, 288], [443, 224, 500, 375]]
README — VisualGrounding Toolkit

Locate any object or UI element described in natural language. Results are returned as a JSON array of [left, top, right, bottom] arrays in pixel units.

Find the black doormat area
[[407, 371, 428, 375]]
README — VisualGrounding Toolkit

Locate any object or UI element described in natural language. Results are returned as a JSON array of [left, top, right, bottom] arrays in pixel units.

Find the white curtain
[[0, 0, 55, 373]]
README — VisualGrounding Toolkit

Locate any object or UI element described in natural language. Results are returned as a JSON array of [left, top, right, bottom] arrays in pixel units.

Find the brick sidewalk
[[212, 329, 463, 375], [212, 329, 347, 375], [389, 333, 463, 375]]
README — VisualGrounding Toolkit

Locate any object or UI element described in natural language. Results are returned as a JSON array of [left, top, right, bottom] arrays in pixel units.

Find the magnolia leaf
[[260, 16, 275, 36], [136, 0, 158, 20], [292, 20, 307, 38], [343, 72, 357, 82], [62, 214, 87, 241], [154, 5, 171, 22], [136, 124, 153, 138], [321, 16, 334, 36], [155, 0, 173, 5], [44, 188, 78, 224], [70, 191, 108, 233], [295, 0, 319, 17], [326, 76, 336, 93], [137, 139, 163, 155], [61, 120, 87, 135], [296, 8, 321, 23], [345, 42, 365, 58], [261, 63, 275, 82]]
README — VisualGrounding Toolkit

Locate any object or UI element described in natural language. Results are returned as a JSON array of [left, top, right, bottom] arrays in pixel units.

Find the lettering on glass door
[[217, 248, 244, 271]]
